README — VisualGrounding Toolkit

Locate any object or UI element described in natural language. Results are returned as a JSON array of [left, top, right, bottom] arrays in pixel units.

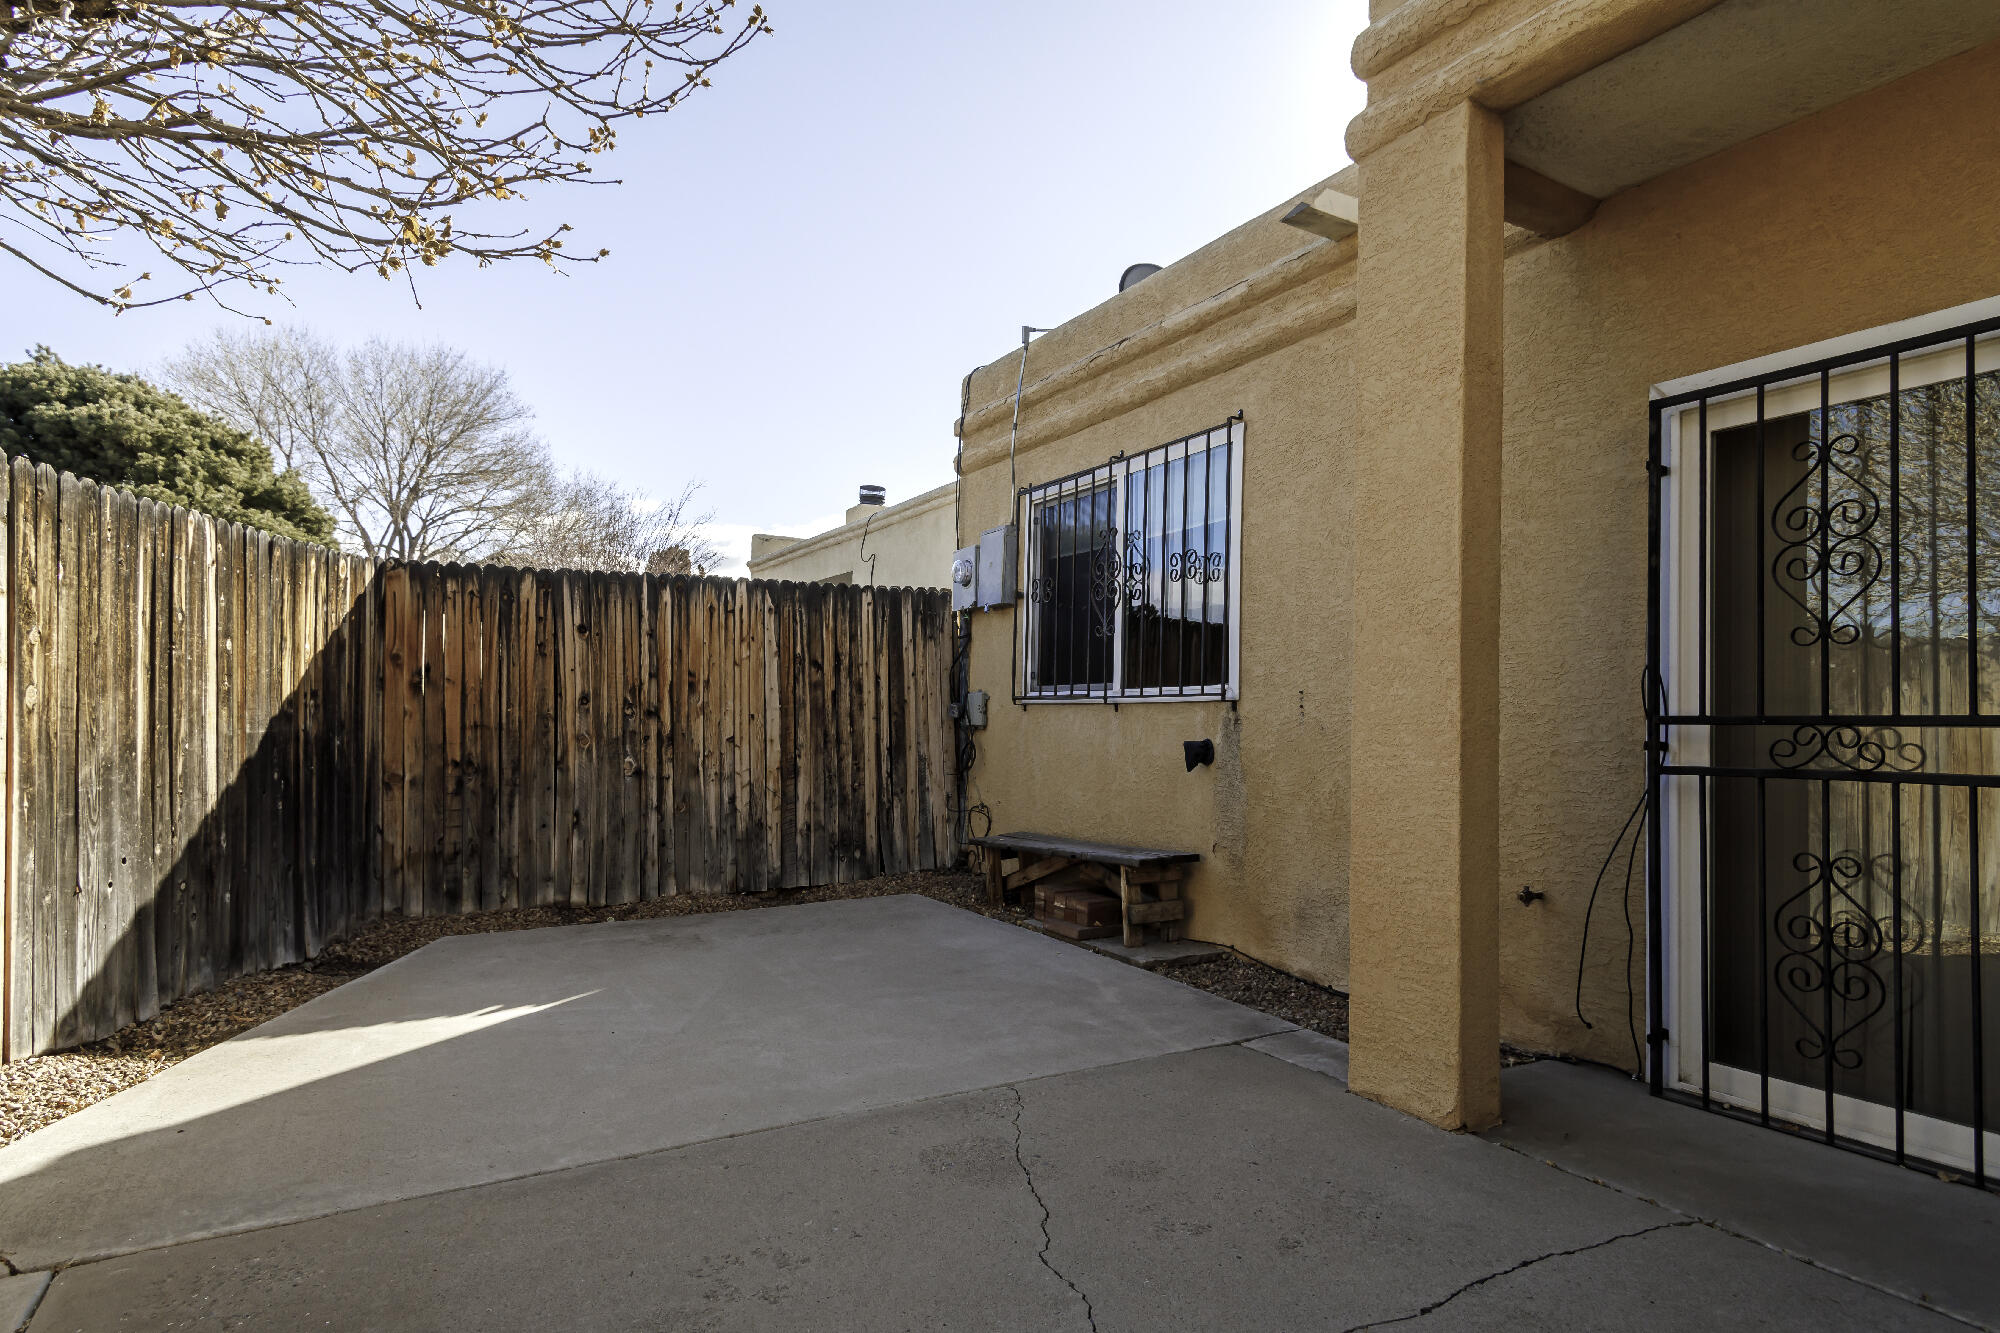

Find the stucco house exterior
[[952, 0, 2000, 1182], [749, 482, 956, 588]]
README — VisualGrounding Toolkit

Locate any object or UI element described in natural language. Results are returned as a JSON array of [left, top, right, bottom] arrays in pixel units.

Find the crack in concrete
[[1006, 1085, 1098, 1333], [10, 1272, 51, 1333], [1340, 1220, 1697, 1332], [0, 1251, 18, 1276], [1483, 1137, 1991, 1331]]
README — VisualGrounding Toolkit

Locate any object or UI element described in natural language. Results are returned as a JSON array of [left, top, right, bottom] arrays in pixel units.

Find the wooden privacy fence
[[0, 460, 956, 1060]]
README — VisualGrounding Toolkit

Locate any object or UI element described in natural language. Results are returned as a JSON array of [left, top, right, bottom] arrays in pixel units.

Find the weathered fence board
[[0, 464, 956, 1060]]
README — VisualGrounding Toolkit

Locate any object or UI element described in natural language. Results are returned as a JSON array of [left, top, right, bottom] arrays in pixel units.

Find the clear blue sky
[[8, 2, 1369, 572]]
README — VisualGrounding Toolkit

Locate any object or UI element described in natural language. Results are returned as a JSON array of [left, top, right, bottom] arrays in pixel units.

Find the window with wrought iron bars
[[1015, 416, 1243, 703]]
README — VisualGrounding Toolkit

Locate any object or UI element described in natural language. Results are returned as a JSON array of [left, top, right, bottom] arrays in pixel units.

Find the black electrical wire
[[1617, 787, 1645, 1072], [948, 373, 992, 847], [1573, 785, 1648, 1037], [946, 611, 991, 846], [1574, 666, 1666, 1074]]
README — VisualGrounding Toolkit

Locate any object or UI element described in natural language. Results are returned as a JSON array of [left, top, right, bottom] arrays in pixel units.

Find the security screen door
[[1652, 313, 2000, 1184]]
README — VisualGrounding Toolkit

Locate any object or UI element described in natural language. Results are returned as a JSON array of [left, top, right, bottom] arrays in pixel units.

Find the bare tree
[[169, 327, 547, 561], [163, 323, 340, 475], [490, 469, 720, 574], [169, 325, 721, 568], [0, 0, 773, 310]]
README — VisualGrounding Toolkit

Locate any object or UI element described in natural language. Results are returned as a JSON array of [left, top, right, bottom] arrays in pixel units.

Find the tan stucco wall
[[956, 178, 1359, 993], [1349, 99, 1505, 1128], [747, 483, 957, 588], [956, 36, 2000, 1070]]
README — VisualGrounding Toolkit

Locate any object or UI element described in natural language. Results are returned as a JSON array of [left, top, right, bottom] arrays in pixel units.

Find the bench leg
[[1120, 866, 1142, 948], [1159, 875, 1182, 942], [984, 850, 1006, 906]]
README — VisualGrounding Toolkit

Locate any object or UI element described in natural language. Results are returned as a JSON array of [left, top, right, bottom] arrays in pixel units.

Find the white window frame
[[1017, 418, 1244, 703]]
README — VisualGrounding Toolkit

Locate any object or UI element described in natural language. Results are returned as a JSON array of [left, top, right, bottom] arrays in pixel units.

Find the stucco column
[[1347, 100, 1504, 1130]]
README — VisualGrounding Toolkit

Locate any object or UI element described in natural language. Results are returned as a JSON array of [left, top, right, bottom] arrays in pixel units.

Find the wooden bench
[[969, 831, 1201, 948]]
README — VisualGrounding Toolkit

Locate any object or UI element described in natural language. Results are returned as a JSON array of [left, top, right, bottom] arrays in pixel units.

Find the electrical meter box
[[950, 547, 978, 612], [975, 524, 1017, 610]]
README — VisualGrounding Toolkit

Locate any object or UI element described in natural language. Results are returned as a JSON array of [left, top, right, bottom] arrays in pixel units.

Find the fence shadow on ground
[[3, 459, 956, 1060]]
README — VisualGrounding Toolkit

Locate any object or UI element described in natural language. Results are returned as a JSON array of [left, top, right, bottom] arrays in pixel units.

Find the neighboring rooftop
[[747, 480, 957, 587]]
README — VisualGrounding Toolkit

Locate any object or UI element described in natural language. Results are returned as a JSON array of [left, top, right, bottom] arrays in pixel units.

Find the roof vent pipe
[[1119, 262, 1162, 292]]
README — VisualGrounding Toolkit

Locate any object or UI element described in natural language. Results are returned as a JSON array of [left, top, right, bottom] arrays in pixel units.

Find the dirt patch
[[1, 870, 1350, 1146]]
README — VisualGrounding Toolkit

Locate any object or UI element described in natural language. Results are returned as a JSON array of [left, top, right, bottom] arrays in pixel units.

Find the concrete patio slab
[[1400, 1221, 1958, 1332], [0, 1273, 49, 1333], [1064, 933, 1231, 969], [1487, 1060, 2000, 1329], [4, 896, 1989, 1331], [27, 1044, 1966, 1331], [1244, 1027, 1350, 1082], [0, 895, 1288, 1271]]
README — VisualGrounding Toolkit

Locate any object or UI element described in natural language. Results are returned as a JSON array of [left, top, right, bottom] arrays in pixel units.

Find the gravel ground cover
[[0, 967, 352, 1149], [1, 870, 1352, 1146], [1167, 955, 1349, 1041]]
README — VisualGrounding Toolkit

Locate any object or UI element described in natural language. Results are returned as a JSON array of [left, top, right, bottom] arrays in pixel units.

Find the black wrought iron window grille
[[1648, 307, 2000, 1189], [1015, 416, 1243, 703]]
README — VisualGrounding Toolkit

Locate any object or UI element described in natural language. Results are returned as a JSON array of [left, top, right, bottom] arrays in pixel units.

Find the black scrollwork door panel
[[1708, 395, 2000, 1131]]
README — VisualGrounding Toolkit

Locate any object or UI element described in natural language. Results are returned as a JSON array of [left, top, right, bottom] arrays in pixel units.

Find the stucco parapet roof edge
[[957, 278, 1357, 477], [745, 482, 957, 568], [1352, 0, 1499, 80], [1343, 0, 1727, 162], [958, 235, 1356, 447]]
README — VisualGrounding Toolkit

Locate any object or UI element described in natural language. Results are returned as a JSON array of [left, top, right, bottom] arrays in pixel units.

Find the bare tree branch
[[489, 468, 720, 573], [0, 0, 774, 309]]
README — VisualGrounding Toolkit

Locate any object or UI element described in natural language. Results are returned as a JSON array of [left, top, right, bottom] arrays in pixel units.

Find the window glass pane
[[1709, 363, 2000, 722], [1029, 484, 1113, 691], [1122, 435, 1230, 691], [1703, 353, 2000, 1128]]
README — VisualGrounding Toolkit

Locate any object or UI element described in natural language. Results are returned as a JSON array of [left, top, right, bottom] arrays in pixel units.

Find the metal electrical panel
[[975, 525, 1017, 610], [964, 689, 989, 728], [950, 546, 977, 612]]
